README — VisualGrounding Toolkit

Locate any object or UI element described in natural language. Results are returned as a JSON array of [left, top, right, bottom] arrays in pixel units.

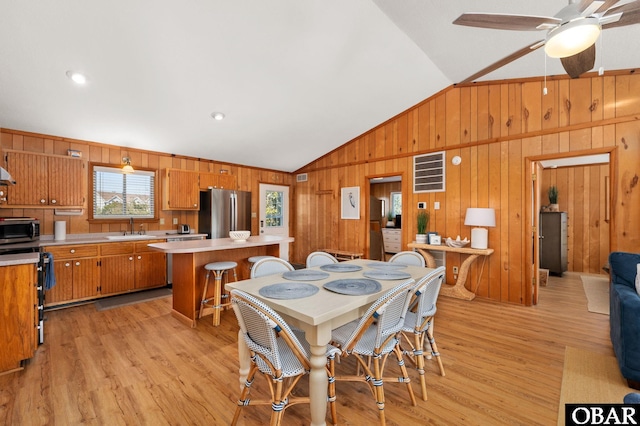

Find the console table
[[407, 242, 494, 300]]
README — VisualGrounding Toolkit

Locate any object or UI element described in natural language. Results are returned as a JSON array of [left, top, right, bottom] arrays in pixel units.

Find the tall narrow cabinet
[[539, 212, 568, 276]]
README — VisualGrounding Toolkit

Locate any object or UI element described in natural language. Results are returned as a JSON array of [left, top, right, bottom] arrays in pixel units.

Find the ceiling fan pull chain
[[598, 30, 604, 76], [543, 54, 548, 96]]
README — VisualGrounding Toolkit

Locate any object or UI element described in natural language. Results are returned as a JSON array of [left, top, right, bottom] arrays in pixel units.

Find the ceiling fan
[[453, 0, 640, 83]]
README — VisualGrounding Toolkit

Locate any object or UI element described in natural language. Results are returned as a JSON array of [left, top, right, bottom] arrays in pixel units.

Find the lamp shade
[[464, 208, 496, 227], [544, 17, 601, 58]]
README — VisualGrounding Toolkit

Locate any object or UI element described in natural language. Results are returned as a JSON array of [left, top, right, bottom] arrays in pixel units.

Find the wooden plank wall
[[0, 130, 292, 237], [293, 72, 640, 305], [541, 164, 610, 275]]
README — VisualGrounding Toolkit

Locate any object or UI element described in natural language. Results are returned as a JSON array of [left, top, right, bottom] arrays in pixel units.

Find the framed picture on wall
[[341, 186, 360, 220]]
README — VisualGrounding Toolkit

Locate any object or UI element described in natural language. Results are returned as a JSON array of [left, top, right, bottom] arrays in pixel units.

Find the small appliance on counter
[[178, 224, 191, 234]]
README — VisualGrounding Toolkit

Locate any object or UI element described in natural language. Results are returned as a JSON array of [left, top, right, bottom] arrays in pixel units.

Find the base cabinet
[[0, 263, 37, 374], [45, 240, 167, 307], [382, 228, 402, 254]]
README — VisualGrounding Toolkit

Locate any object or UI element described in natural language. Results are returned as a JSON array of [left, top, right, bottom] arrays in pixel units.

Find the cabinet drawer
[[45, 244, 99, 259], [385, 242, 401, 253], [100, 243, 135, 256], [135, 240, 164, 252]]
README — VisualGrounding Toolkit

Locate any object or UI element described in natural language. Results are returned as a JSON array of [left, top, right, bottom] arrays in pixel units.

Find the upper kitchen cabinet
[[162, 168, 199, 210], [199, 172, 237, 190], [3, 150, 84, 208]]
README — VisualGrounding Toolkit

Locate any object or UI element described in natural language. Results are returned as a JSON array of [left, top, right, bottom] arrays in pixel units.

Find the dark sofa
[[609, 252, 640, 390]]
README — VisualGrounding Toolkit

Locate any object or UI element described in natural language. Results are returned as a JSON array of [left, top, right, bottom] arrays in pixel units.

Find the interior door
[[259, 184, 290, 259]]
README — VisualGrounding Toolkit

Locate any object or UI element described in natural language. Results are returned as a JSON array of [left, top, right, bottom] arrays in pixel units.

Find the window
[[390, 192, 402, 216], [91, 165, 156, 220], [265, 190, 283, 227]]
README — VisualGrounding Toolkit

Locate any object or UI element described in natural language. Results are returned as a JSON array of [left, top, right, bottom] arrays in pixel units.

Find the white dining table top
[[225, 259, 434, 327]]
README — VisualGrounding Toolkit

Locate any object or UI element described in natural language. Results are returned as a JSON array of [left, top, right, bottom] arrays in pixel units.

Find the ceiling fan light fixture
[[544, 17, 601, 58]]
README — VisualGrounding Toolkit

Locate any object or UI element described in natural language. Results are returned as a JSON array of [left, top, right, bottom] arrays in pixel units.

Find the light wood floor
[[0, 273, 619, 425]]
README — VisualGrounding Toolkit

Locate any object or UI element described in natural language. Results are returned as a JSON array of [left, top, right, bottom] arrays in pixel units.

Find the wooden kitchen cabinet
[[99, 243, 135, 295], [44, 244, 100, 306], [382, 228, 402, 253], [162, 168, 200, 210], [4, 150, 84, 208], [134, 240, 166, 289], [0, 262, 37, 374], [199, 172, 237, 190]]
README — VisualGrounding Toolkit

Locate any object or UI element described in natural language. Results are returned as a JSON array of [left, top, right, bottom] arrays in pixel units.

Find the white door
[[259, 184, 290, 260]]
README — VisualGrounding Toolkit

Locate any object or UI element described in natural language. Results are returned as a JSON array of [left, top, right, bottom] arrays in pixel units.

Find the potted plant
[[548, 186, 559, 212], [416, 210, 429, 243], [386, 211, 395, 227]]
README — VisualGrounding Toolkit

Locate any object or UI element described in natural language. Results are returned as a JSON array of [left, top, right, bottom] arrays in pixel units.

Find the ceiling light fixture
[[65, 70, 87, 85], [544, 17, 601, 58], [122, 157, 134, 174], [211, 112, 225, 121]]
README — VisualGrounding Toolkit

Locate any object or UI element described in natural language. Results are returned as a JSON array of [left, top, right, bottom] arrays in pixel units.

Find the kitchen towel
[[54, 221, 66, 240]]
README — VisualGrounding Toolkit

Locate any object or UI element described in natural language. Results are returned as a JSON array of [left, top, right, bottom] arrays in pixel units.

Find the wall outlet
[[434, 201, 440, 210], [452, 266, 459, 275], [159, 218, 165, 225], [173, 218, 178, 225], [417, 201, 426, 209]]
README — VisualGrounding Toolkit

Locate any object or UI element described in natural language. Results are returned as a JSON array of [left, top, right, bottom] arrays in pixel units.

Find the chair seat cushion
[[205, 261, 237, 271]]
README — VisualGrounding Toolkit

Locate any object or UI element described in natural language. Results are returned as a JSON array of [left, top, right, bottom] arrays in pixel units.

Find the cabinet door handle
[[70, 249, 75, 254], [51, 199, 57, 204], [129, 257, 134, 261], [75, 262, 80, 266], [137, 256, 142, 260], [40, 199, 46, 204], [65, 262, 71, 267]]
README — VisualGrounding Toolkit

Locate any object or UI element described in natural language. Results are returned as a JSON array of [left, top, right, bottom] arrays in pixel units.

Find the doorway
[[367, 174, 403, 260], [259, 183, 290, 260], [526, 148, 615, 305]]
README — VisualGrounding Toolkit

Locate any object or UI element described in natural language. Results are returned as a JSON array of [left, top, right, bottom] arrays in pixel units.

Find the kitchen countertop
[[148, 235, 294, 254], [0, 252, 40, 267], [39, 232, 207, 247]]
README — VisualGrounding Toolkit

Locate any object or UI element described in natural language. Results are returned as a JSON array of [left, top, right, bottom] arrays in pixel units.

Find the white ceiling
[[1, 1, 639, 172]]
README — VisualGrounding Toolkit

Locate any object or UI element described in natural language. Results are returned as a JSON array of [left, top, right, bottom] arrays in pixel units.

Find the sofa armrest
[[610, 283, 640, 381], [609, 252, 640, 290]]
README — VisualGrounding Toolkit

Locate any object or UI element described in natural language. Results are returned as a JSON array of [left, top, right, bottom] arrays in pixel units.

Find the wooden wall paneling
[[396, 114, 408, 155], [615, 74, 640, 117], [599, 164, 610, 271], [498, 140, 510, 301], [615, 121, 640, 250], [508, 138, 524, 303], [589, 165, 602, 273], [476, 85, 489, 141], [487, 84, 501, 140], [435, 93, 447, 149], [541, 80, 559, 130], [591, 77, 604, 123], [573, 166, 586, 272], [508, 83, 522, 136], [445, 89, 461, 147], [558, 79, 571, 128], [569, 78, 593, 125], [459, 87, 471, 144], [23, 135, 44, 153], [603, 76, 617, 120], [522, 81, 543, 134]]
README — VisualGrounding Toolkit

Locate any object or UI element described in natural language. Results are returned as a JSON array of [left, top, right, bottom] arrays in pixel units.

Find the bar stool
[[199, 261, 238, 326]]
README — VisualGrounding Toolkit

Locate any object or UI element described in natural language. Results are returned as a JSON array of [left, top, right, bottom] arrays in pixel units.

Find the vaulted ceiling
[[2, 1, 639, 172]]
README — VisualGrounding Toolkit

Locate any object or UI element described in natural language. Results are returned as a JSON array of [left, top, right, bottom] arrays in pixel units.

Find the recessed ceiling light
[[66, 70, 87, 85], [211, 112, 225, 121]]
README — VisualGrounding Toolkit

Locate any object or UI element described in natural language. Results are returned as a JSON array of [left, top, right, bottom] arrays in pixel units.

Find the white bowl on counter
[[229, 230, 250, 242], [445, 237, 469, 248]]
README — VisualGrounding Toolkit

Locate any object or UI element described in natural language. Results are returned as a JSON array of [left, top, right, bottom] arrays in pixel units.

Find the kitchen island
[[148, 235, 294, 327]]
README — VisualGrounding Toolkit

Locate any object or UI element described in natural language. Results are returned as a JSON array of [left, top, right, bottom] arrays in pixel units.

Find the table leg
[[308, 343, 329, 426], [439, 254, 479, 300], [237, 330, 251, 393], [416, 249, 437, 268]]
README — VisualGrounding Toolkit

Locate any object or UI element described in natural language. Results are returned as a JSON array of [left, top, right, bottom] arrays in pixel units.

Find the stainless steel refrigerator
[[198, 189, 252, 239]]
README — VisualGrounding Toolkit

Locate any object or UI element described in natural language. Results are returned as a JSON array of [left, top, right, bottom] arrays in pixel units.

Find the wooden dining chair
[[306, 251, 338, 268], [389, 250, 426, 267], [329, 279, 417, 425], [399, 266, 445, 401], [250, 257, 294, 278], [230, 290, 339, 426]]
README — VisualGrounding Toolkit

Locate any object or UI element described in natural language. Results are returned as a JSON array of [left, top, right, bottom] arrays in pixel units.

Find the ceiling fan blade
[[591, 0, 622, 14], [560, 43, 596, 78], [457, 40, 545, 84], [602, 2, 640, 27], [453, 13, 560, 31], [577, 0, 607, 15]]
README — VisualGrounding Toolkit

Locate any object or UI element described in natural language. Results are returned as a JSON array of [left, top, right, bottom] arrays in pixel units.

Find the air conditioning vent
[[296, 173, 308, 182], [414, 151, 445, 193]]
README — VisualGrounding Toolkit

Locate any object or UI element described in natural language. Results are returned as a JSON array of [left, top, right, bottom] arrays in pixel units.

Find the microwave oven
[[0, 217, 40, 245]]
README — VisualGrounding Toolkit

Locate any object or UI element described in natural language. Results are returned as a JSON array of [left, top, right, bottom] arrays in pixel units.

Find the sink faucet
[[130, 217, 134, 235]]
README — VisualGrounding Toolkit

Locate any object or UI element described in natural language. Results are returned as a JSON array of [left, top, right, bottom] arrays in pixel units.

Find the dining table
[[225, 258, 434, 426]]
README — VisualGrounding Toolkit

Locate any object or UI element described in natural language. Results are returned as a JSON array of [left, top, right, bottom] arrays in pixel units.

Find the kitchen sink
[[105, 234, 156, 241]]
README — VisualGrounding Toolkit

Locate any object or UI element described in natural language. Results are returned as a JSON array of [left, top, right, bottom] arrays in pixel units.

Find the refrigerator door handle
[[230, 192, 237, 231]]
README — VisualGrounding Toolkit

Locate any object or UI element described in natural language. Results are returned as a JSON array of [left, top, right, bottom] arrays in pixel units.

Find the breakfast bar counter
[[149, 235, 294, 327]]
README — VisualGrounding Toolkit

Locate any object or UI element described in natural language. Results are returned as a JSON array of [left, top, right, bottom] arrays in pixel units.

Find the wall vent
[[296, 173, 308, 182], [413, 151, 445, 193]]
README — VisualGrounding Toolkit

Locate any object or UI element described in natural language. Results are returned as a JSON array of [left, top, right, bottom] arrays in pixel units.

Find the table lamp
[[464, 208, 496, 249]]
